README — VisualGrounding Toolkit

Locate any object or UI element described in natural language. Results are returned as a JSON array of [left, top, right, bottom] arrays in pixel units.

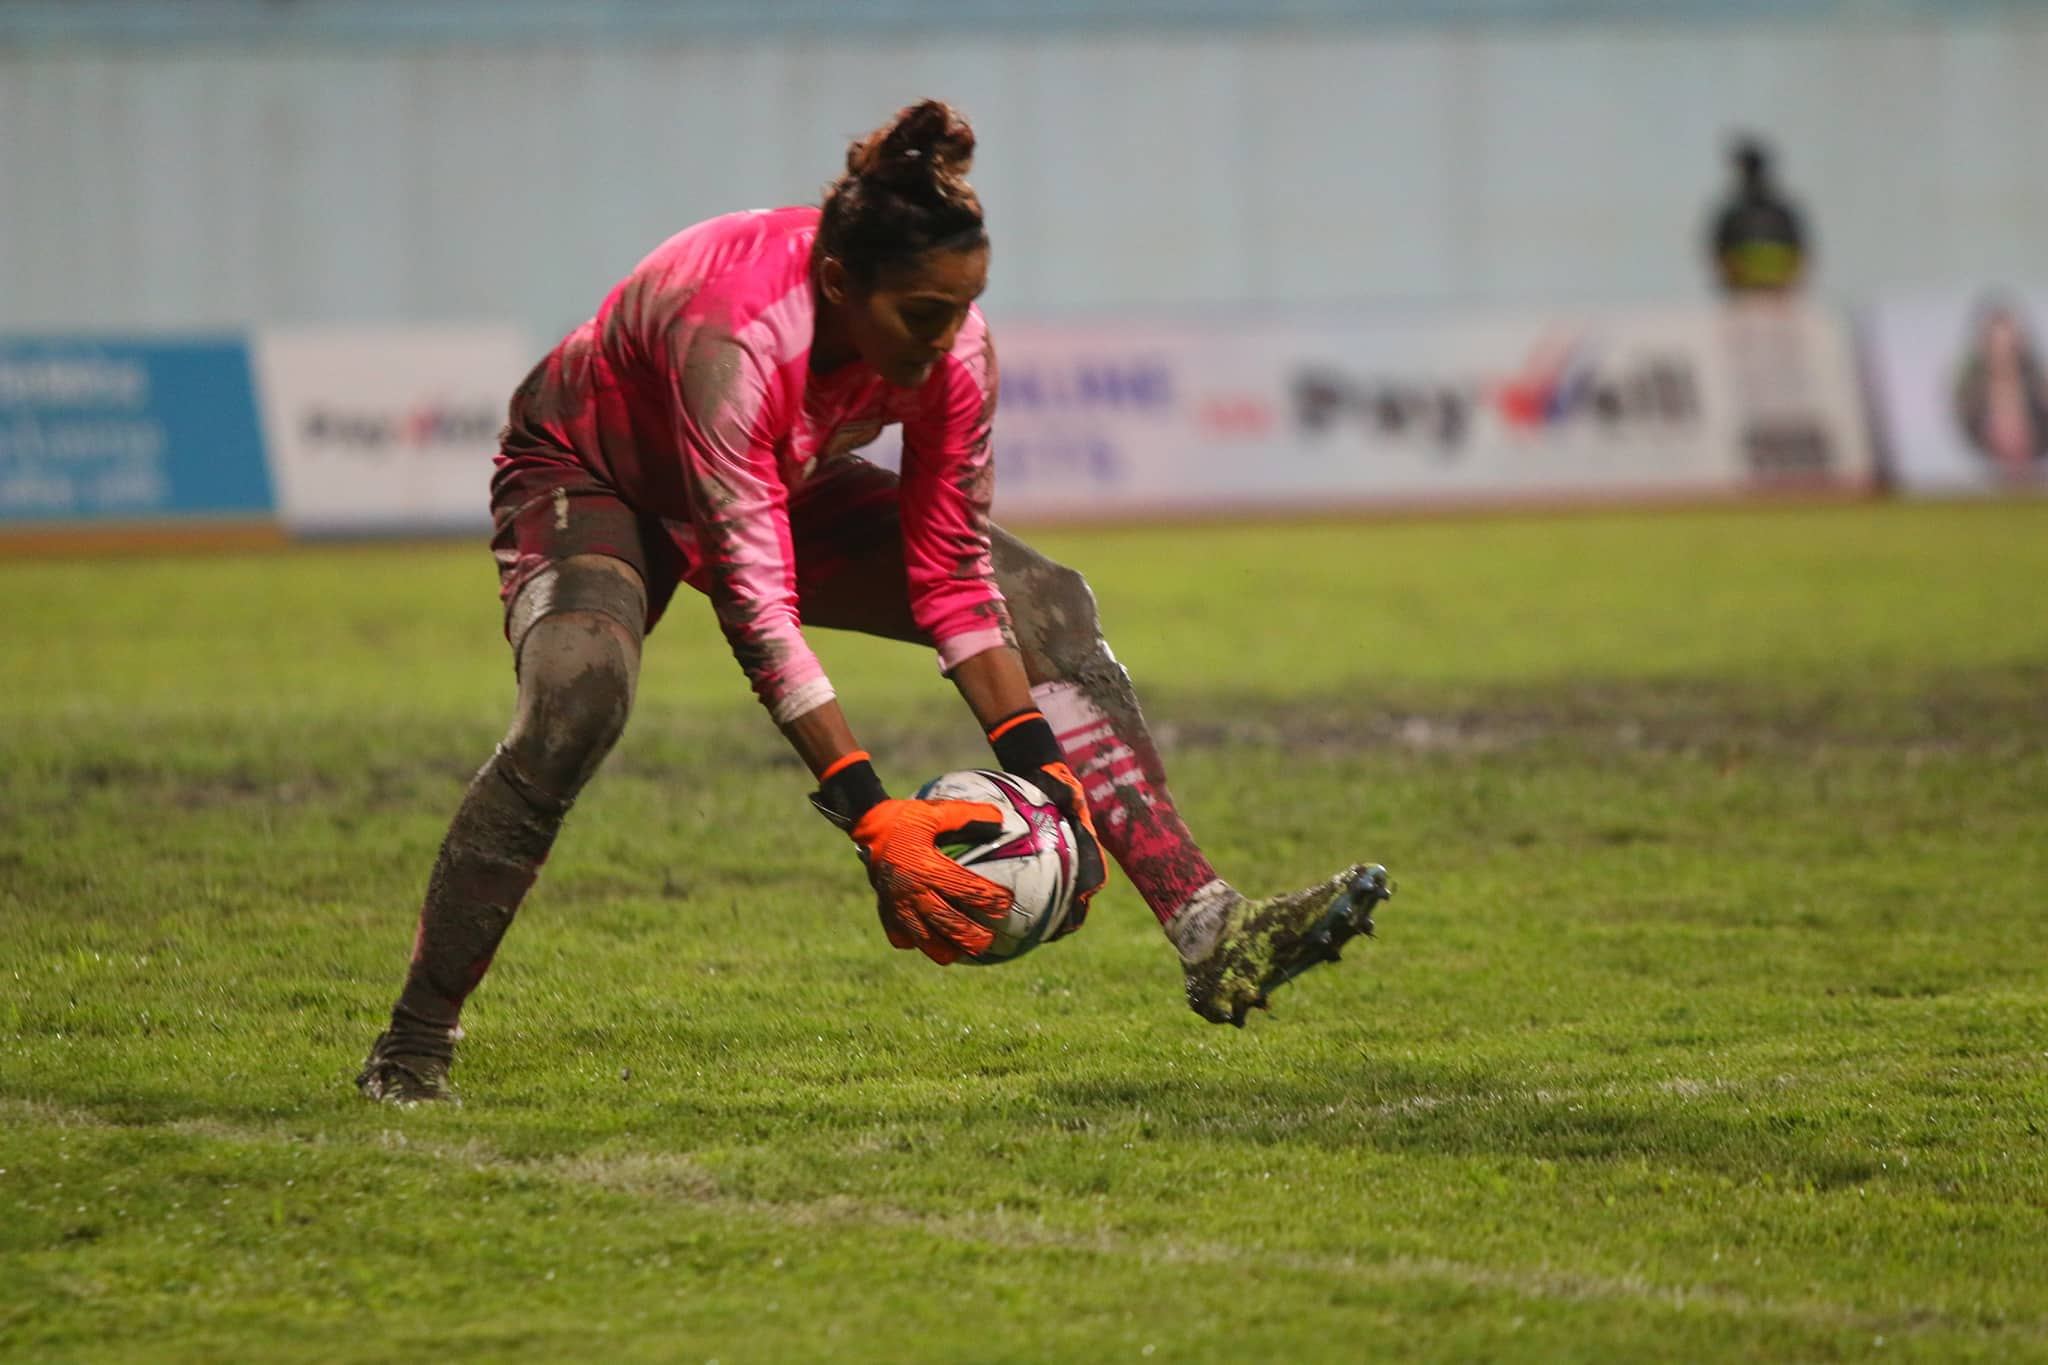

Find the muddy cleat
[[1178, 864, 1392, 1026], [355, 1027, 460, 1106]]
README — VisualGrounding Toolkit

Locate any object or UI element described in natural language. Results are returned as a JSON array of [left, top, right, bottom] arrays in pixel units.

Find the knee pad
[[506, 557, 648, 665], [504, 574, 644, 799]]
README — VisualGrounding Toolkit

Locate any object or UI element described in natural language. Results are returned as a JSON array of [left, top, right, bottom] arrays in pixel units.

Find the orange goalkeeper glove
[[810, 751, 1014, 965], [852, 798, 1015, 964]]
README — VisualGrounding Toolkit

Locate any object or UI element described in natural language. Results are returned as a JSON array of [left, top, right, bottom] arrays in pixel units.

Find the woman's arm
[[779, 696, 862, 778], [945, 643, 1036, 732]]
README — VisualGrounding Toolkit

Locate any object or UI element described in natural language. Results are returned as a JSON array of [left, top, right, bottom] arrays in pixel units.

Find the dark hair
[[816, 100, 988, 288]]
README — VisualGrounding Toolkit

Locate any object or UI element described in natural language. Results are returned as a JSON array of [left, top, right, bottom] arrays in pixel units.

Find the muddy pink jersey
[[500, 206, 1009, 723]]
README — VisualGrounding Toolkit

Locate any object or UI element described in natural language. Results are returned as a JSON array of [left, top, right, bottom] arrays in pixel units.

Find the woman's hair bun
[[818, 99, 988, 284], [846, 100, 976, 192]]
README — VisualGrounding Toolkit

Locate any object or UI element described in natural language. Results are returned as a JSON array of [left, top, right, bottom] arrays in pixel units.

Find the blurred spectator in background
[[1954, 296, 2048, 479], [1708, 134, 1808, 296]]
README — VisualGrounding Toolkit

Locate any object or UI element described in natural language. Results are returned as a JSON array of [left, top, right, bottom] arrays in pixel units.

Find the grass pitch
[[3, 500, 2046, 1362]]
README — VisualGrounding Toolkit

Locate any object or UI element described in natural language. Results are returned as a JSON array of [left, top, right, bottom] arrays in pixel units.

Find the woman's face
[[825, 244, 989, 389]]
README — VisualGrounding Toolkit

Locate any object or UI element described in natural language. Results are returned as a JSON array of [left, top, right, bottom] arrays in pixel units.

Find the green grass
[[3, 499, 2047, 1362]]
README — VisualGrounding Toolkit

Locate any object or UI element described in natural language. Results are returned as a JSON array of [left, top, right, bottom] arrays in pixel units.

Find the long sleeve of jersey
[[898, 316, 1014, 673], [672, 328, 834, 724], [501, 207, 1016, 718]]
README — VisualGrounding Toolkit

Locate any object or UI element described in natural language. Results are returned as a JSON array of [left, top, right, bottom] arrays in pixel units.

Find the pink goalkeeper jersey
[[499, 206, 1010, 723]]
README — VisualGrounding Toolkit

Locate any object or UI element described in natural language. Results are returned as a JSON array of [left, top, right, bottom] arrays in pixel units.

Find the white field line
[[3, 1096, 2041, 1344]]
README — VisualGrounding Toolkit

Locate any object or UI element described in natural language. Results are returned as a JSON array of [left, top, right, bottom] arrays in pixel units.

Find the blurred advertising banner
[[871, 301, 1873, 520], [5, 307, 1874, 540], [0, 337, 272, 524], [1865, 288, 2048, 495], [253, 326, 530, 535]]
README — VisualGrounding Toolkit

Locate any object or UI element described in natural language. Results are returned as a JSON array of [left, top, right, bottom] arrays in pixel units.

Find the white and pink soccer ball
[[913, 769, 1082, 964]]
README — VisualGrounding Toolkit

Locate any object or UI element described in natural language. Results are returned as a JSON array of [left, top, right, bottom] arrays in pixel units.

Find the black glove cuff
[[810, 757, 888, 832], [987, 709, 1065, 776]]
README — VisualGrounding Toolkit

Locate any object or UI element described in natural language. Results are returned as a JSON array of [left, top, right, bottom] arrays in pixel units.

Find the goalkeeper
[[358, 100, 1390, 1104]]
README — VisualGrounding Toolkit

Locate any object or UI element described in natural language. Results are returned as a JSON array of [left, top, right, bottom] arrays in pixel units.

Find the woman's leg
[[988, 531, 1391, 1024], [789, 462, 1390, 1023], [358, 554, 646, 1102], [986, 530, 1224, 927]]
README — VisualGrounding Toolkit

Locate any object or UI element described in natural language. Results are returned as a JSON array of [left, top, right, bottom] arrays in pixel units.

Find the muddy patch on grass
[[1144, 671, 2048, 764], [577, 668, 2048, 789], [24, 668, 2039, 813], [27, 753, 485, 815], [783, 669, 2048, 771]]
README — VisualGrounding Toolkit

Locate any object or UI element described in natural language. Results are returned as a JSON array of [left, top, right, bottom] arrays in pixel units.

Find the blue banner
[[0, 337, 273, 523]]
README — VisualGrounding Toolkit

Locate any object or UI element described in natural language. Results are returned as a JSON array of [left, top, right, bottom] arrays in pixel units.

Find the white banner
[[248, 307, 1875, 536], [870, 300, 1875, 520], [253, 326, 532, 533], [1865, 289, 2048, 495]]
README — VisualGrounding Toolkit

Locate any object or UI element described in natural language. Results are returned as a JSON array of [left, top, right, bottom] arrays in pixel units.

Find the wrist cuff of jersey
[[987, 709, 1064, 775], [769, 678, 837, 727], [817, 756, 888, 824]]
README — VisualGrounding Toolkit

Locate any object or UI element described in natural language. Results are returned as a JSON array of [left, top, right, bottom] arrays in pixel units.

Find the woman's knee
[[991, 532, 1112, 683], [498, 556, 647, 797], [504, 608, 641, 798]]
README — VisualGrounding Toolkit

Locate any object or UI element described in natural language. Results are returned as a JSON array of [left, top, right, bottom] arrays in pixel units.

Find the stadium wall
[[4, 21, 2048, 338], [4, 2, 2036, 43]]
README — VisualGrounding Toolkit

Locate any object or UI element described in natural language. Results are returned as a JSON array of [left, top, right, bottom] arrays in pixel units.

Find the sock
[[1164, 880, 1241, 961], [390, 746, 569, 1038], [1030, 678, 1222, 927]]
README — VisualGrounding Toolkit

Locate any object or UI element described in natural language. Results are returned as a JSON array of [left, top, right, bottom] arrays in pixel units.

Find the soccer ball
[[912, 769, 1082, 964]]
